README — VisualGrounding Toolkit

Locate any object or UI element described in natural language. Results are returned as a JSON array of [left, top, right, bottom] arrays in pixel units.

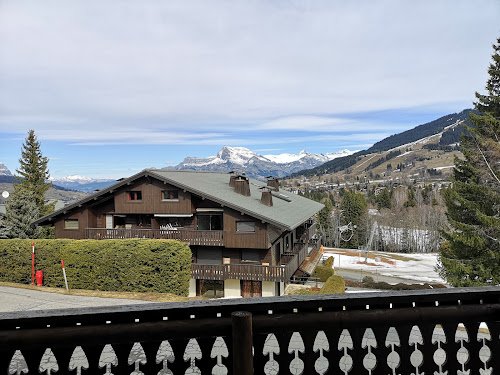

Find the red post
[[31, 242, 35, 285], [61, 259, 69, 291]]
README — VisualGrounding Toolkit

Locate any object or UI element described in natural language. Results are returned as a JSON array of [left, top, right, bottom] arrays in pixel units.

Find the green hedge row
[[0, 239, 192, 296], [324, 256, 334, 268], [320, 275, 346, 294], [312, 266, 334, 282]]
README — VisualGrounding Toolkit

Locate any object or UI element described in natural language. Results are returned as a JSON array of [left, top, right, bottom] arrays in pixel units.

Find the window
[[162, 190, 179, 201], [64, 219, 79, 230], [127, 191, 142, 201], [197, 280, 224, 298], [237, 221, 255, 232], [242, 249, 260, 262], [197, 214, 222, 231], [159, 217, 185, 228]]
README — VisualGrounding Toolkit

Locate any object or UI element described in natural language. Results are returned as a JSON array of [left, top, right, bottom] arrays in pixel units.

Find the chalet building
[[34, 170, 324, 298]]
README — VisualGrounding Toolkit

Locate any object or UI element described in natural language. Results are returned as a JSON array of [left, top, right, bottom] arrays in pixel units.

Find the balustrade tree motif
[[1, 287, 499, 374]]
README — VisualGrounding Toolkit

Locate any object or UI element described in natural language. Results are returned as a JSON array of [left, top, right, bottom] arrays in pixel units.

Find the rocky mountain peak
[[0, 162, 12, 176]]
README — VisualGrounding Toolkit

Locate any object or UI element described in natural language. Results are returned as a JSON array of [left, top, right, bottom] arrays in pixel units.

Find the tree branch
[[473, 136, 500, 185]]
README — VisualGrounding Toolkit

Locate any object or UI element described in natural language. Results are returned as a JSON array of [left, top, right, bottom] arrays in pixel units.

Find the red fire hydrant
[[36, 270, 43, 286]]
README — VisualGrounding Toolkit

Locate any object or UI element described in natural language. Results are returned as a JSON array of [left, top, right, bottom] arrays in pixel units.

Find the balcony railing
[[191, 263, 286, 282], [191, 236, 318, 283], [1, 287, 499, 375], [296, 220, 317, 244], [86, 228, 225, 246]]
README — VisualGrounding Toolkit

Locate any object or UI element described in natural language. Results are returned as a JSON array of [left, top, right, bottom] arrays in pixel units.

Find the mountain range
[[47, 175, 116, 193], [0, 109, 472, 192], [0, 166, 115, 194], [166, 147, 355, 180], [0, 163, 12, 176], [292, 109, 472, 178]]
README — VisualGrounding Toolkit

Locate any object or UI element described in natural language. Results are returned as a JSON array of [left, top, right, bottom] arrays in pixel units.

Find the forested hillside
[[293, 109, 472, 178]]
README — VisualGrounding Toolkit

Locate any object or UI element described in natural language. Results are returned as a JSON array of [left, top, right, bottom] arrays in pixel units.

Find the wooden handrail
[[85, 228, 225, 246], [191, 263, 285, 282], [2, 287, 500, 374]]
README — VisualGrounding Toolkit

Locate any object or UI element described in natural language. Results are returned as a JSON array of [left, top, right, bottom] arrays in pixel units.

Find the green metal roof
[[149, 170, 324, 230], [35, 169, 324, 230]]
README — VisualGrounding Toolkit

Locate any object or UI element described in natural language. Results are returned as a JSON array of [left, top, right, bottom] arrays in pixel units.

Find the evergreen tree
[[317, 197, 334, 246], [0, 215, 7, 238], [318, 197, 333, 230], [3, 188, 42, 239], [404, 187, 417, 208], [340, 189, 368, 248], [376, 188, 392, 210], [15, 130, 53, 216], [439, 37, 500, 286]]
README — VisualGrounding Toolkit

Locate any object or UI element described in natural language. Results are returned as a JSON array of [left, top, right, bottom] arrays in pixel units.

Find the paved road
[[0, 286, 154, 312]]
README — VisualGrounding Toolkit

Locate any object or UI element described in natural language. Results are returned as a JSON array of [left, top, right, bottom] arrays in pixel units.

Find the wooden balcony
[[85, 228, 225, 246], [296, 219, 317, 244], [191, 237, 319, 283], [191, 263, 286, 282], [2, 287, 499, 374]]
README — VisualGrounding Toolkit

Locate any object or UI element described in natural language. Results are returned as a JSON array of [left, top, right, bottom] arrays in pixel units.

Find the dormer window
[[162, 190, 179, 201], [127, 191, 142, 201]]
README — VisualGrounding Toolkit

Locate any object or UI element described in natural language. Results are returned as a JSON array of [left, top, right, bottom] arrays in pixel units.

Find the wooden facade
[[39, 171, 322, 296]]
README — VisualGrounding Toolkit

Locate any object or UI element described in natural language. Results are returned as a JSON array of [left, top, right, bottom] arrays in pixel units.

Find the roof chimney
[[266, 176, 279, 191], [228, 171, 237, 188], [260, 186, 273, 206], [234, 175, 250, 196]]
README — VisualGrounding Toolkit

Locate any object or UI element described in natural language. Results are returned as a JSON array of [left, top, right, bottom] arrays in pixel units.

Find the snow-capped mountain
[[0, 162, 12, 176], [170, 146, 355, 179], [50, 175, 116, 193]]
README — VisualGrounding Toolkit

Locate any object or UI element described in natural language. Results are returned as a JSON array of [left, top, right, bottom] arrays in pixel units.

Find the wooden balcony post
[[232, 311, 253, 375]]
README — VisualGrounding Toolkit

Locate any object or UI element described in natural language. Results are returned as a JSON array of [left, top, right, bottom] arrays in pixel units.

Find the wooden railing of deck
[[85, 228, 225, 246], [191, 236, 319, 283], [296, 220, 317, 244], [2, 287, 499, 375], [191, 263, 285, 282]]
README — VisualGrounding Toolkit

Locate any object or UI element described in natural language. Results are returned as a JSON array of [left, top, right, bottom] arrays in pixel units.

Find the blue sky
[[1, 1, 499, 179]]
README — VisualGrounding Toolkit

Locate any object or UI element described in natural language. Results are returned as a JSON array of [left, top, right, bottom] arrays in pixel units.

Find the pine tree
[[340, 189, 368, 248], [439, 37, 500, 286], [15, 130, 54, 216], [317, 197, 334, 246], [376, 188, 392, 210], [3, 188, 42, 239]]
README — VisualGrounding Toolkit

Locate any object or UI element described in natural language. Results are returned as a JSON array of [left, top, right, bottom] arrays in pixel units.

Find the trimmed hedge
[[0, 239, 192, 296], [324, 256, 334, 268], [320, 275, 346, 294], [313, 265, 334, 282]]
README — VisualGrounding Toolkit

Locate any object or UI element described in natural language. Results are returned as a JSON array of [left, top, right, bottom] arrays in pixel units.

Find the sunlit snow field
[[322, 248, 445, 284]]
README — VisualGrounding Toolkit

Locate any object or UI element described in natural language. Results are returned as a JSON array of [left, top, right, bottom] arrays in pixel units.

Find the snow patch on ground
[[322, 249, 445, 284]]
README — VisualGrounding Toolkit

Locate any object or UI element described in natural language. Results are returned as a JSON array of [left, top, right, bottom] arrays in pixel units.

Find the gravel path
[[0, 286, 154, 312]]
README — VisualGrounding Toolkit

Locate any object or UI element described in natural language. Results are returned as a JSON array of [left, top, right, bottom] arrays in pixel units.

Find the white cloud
[[0, 0, 498, 147]]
